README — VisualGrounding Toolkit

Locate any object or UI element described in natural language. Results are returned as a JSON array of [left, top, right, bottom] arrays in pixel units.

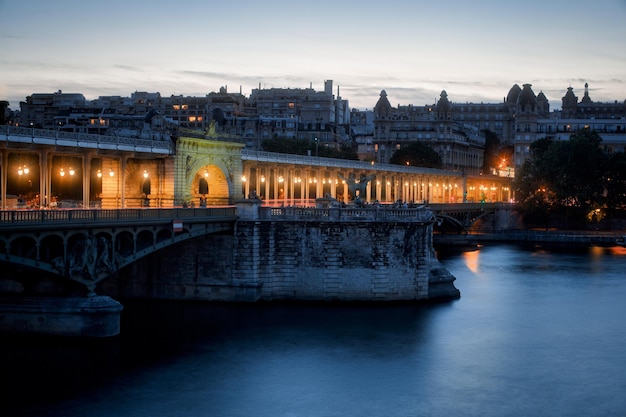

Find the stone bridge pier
[[1, 202, 460, 337], [232, 200, 460, 302], [104, 200, 460, 305]]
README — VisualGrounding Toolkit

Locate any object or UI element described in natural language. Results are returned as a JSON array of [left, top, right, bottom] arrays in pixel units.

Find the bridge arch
[[175, 136, 244, 206], [188, 164, 230, 206]]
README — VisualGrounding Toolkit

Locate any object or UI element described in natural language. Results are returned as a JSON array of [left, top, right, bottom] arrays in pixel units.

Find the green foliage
[[260, 137, 358, 160], [605, 151, 626, 211], [389, 141, 442, 169], [481, 130, 501, 172], [513, 129, 624, 228], [0, 101, 9, 125]]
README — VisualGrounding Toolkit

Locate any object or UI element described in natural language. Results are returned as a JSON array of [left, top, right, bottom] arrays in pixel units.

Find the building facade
[[372, 90, 486, 174], [12, 81, 626, 173]]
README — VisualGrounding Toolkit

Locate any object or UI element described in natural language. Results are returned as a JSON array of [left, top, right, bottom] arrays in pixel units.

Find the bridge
[[0, 207, 236, 295], [2, 125, 513, 210], [0, 126, 514, 337], [0, 202, 502, 294]]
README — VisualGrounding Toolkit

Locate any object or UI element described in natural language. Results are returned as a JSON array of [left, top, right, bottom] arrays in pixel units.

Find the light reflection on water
[[2, 244, 626, 417]]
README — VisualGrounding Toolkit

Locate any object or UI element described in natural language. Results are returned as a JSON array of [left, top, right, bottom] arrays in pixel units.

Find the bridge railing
[[0, 207, 237, 228], [2, 125, 174, 154], [258, 206, 435, 222]]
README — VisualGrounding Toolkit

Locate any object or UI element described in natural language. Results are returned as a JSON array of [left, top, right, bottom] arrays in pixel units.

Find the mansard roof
[[536, 91, 547, 103], [436, 90, 451, 112], [562, 86, 578, 106], [374, 90, 392, 115]]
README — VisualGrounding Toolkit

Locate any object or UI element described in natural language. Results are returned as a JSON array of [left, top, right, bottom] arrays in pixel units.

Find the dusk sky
[[2, 0, 625, 111]]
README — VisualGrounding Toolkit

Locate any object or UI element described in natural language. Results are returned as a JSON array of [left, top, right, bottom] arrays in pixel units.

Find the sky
[[1, 0, 626, 111]]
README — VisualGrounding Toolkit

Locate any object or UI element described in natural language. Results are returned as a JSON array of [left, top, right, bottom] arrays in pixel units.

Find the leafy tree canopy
[[513, 129, 624, 227], [389, 141, 442, 169], [0, 101, 9, 125]]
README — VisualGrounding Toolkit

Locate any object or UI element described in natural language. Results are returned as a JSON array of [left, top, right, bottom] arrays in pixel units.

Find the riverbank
[[434, 229, 624, 249]]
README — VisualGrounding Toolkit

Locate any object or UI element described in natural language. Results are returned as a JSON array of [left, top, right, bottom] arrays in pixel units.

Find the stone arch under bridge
[[174, 136, 245, 206]]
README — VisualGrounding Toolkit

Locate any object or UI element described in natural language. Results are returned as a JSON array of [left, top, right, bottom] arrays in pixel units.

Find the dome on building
[[506, 84, 522, 104], [436, 90, 451, 113], [517, 84, 537, 108], [374, 90, 392, 116]]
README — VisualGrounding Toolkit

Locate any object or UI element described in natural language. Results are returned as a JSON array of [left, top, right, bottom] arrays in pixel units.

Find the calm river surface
[[3, 244, 626, 417]]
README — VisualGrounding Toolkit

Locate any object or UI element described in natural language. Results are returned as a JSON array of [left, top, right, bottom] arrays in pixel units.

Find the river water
[[3, 244, 626, 417]]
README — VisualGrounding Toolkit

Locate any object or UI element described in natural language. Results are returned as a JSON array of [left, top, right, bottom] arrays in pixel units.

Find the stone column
[[82, 154, 89, 209]]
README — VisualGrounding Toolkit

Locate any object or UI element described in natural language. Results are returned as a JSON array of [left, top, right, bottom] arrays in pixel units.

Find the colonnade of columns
[[0, 149, 167, 210], [239, 163, 511, 206], [1, 147, 513, 210]]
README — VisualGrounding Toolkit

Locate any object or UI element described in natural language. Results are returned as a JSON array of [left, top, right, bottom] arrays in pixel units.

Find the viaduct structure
[[1, 126, 513, 211], [0, 127, 514, 337]]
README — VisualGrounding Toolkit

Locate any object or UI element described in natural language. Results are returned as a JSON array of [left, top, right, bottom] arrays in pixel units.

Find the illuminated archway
[[175, 136, 244, 206]]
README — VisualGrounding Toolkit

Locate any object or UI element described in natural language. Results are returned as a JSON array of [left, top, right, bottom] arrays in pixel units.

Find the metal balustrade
[[2, 125, 174, 154], [0, 207, 237, 229]]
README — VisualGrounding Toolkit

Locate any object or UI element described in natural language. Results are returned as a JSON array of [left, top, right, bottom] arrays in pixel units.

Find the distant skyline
[[1, 0, 626, 111]]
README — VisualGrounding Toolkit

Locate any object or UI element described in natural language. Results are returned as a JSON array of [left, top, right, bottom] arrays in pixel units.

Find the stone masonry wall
[[101, 217, 458, 302], [231, 220, 432, 301]]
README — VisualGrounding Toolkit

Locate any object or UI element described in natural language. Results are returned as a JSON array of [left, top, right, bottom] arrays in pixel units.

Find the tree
[[389, 141, 442, 169], [481, 130, 501, 173], [513, 129, 612, 228], [261, 137, 358, 160], [0, 101, 9, 125], [604, 151, 626, 221]]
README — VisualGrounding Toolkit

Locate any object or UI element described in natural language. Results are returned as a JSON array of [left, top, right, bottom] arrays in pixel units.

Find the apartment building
[[511, 83, 626, 167], [373, 82, 626, 172], [373, 90, 486, 174], [20, 90, 89, 128], [13, 81, 626, 169]]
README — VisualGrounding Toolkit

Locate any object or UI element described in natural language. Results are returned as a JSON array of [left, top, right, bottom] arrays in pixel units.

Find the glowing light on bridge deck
[[143, 169, 149, 178]]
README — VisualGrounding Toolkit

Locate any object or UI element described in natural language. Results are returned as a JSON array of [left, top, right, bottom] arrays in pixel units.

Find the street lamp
[[314, 137, 318, 157]]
